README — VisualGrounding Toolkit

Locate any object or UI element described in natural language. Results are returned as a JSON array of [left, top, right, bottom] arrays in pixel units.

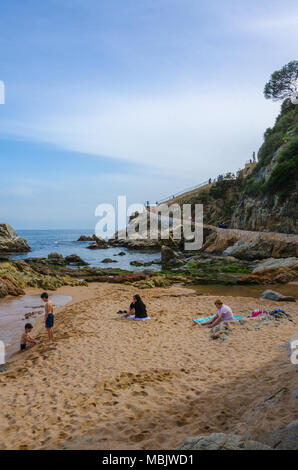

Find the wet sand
[[0, 282, 297, 450]]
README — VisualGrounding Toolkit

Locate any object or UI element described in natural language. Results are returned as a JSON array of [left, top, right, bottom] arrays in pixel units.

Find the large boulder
[[47, 252, 66, 266], [0, 223, 31, 254], [260, 289, 296, 302], [161, 246, 184, 266], [178, 433, 271, 450], [65, 254, 88, 266]]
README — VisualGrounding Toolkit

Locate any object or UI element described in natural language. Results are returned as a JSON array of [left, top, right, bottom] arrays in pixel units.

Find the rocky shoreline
[[1, 223, 297, 300]]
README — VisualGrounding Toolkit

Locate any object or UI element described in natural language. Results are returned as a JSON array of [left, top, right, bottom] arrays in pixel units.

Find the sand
[[0, 282, 297, 450]]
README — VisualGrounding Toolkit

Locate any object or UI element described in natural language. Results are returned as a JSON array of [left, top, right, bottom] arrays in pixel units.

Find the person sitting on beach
[[195, 300, 234, 328], [118, 295, 149, 319], [20, 323, 38, 351], [41, 292, 54, 341]]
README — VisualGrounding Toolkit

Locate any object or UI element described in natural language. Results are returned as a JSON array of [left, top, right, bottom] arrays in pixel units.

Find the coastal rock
[[255, 420, 298, 450], [223, 238, 298, 260], [64, 254, 88, 266], [0, 223, 31, 254], [253, 257, 298, 272], [134, 275, 172, 289], [260, 289, 296, 302], [178, 433, 271, 450], [239, 266, 297, 285], [108, 232, 160, 250], [0, 278, 25, 297], [202, 231, 238, 254], [0, 261, 87, 299], [101, 258, 118, 263], [77, 234, 99, 242], [47, 252, 66, 266], [86, 236, 108, 250], [161, 246, 184, 266], [130, 260, 154, 267]]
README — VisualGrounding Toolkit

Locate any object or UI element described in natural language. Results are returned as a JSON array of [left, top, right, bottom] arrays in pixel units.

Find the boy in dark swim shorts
[[20, 323, 38, 351], [41, 292, 54, 342]]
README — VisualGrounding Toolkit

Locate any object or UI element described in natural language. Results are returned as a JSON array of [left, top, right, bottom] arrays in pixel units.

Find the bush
[[266, 138, 298, 199], [257, 131, 284, 166]]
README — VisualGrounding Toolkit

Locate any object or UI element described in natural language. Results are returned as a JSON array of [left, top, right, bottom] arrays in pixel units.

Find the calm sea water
[[11, 229, 161, 270]]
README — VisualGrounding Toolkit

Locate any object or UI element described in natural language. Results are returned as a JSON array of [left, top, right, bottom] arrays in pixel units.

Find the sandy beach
[[0, 282, 297, 450]]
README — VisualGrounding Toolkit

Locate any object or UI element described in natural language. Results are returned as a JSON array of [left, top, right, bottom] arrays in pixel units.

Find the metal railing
[[155, 180, 210, 205]]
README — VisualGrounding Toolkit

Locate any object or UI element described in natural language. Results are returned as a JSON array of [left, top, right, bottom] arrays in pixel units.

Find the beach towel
[[192, 315, 242, 323], [126, 315, 152, 321]]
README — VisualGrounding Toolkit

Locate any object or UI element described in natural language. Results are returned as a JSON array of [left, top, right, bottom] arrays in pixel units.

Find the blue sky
[[0, 0, 297, 229]]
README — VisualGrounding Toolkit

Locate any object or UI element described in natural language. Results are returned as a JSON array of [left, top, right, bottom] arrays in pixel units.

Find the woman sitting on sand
[[118, 295, 149, 320], [196, 299, 234, 328]]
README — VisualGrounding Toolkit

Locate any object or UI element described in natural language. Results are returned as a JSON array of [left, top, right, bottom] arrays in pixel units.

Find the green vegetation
[[264, 60, 298, 101], [245, 98, 298, 200], [266, 137, 298, 201]]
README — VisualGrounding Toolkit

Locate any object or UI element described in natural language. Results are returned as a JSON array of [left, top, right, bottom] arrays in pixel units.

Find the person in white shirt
[[196, 299, 234, 328]]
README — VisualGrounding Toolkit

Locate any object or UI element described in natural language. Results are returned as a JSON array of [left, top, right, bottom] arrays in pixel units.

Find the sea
[[11, 229, 161, 270]]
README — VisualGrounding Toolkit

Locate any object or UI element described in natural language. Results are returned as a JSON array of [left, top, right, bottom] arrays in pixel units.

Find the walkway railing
[[155, 180, 210, 205]]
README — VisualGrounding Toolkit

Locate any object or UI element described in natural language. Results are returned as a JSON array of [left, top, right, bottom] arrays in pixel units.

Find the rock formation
[[0, 223, 31, 254]]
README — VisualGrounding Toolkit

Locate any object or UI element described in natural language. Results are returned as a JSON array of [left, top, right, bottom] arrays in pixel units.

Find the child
[[20, 323, 38, 351], [41, 292, 54, 341]]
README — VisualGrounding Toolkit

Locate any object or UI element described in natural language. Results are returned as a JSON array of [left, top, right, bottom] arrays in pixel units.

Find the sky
[[0, 0, 297, 229]]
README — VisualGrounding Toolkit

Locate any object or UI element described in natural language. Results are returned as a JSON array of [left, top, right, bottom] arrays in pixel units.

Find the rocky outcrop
[[224, 238, 298, 260], [77, 234, 99, 242], [178, 433, 271, 450], [133, 275, 172, 289], [231, 195, 298, 234], [47, 252, 66, 265], [161, 246, 184, 266], [253, 257, 298, 272], [86, 237, 108, 250], [25, 253, 88, 267], [239, 266, 297, 285], [64, 254, 88, 266], [0, 261, 87, 299], [0, 223, 31, 254], [260, 289, 296, 302]]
